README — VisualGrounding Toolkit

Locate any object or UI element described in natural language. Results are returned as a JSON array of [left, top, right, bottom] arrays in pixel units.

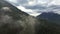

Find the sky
[[6, 0, 60, 17]]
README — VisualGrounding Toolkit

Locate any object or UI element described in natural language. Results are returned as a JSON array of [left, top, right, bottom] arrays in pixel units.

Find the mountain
[[0, 0, 29, 15], [37, 12, 60, 25], [36, 12, 60, 34], [1, 0, 60, 34], [0, 0, 38, 34]]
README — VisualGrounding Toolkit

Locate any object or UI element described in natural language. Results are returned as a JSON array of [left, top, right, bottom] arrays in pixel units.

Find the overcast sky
[[6, 0, 60, 16]]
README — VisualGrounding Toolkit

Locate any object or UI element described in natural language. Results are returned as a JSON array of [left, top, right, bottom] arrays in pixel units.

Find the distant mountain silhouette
[[36, 12, 60, 34], [37, 12, 60, 25]]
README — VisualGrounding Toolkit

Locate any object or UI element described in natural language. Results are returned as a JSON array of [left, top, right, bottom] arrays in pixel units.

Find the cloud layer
[[6, 0, 60, 16]]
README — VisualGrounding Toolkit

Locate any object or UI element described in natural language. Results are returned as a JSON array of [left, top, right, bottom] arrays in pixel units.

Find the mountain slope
[[37, 12, 60, 24], [36, 12, 60, 34], [0, 0, 37, 34]]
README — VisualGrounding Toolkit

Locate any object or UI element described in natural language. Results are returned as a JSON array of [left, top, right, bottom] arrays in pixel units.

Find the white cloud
[[16, 6, 41, 16], [6, 0, 60, 16], [28, 1, 36, 6], [6, 0, 18, 3], [16, 6, 33, 13], [54, 0, 60, 5], [6, 0, 60, 5], [47, 0, 60, 5]]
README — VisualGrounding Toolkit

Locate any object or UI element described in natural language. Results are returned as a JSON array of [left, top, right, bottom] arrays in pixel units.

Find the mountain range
[[1, 0, 60, 34], [37, 12, 60, 25]]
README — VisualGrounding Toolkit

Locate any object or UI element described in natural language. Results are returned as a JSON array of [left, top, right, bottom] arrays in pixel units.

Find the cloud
[[53, 0, 60, 5], [6, 0, 28, 6], [16, 6, 41, 16], [6, 0, 60, 16], [23, 5, 47, 10]]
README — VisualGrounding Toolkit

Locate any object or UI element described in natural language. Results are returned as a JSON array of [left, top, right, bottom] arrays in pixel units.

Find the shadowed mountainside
[[0, 0, 38, 34], [36, 12, 60, 34], [37, 12, 60, 25]]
